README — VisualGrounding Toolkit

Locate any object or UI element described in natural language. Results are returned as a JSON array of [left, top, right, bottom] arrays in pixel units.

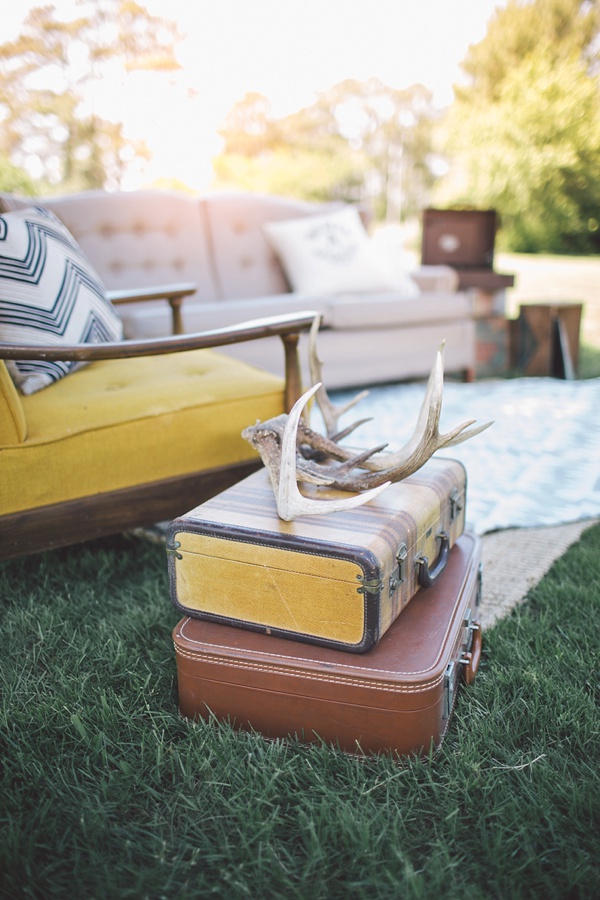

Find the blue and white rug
[[323, 377, 600, 535]]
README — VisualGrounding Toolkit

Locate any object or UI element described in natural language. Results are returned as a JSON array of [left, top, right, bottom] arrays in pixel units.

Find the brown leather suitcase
[[167, 458, 467, 653], [173, 532, 482, 759]]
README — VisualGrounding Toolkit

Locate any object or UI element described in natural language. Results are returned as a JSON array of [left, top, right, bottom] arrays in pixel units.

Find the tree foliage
[[458, 0, 599, 102], [214, 80, 440, 221], [441, 0, 600, 253], [0, 1, 179, 193], [0, 155, 36, 195]]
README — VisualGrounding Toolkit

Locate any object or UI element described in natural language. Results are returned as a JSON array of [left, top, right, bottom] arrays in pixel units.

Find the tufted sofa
[[0, 189, 475, 387]]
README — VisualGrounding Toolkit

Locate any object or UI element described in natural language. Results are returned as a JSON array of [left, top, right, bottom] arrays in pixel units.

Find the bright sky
[[4, 0, 508, 189]]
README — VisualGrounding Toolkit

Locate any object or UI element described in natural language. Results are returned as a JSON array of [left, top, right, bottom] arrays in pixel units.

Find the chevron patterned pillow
[[0, 205, 123, 395]]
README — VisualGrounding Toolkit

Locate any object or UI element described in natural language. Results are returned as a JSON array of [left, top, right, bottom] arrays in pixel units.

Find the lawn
[[0, 523, 599, 899]]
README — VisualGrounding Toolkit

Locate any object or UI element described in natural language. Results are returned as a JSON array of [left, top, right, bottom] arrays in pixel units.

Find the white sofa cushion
[[263, 206, 418, 296], [411, 265, 459, 293], [326, 290, 471, 330], [117, 293, 333, 339]]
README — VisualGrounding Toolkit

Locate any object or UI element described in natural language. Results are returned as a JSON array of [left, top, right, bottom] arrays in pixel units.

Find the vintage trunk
[[167, 457, 466, 653], [421, 208, 497, 269], [173, 532, 482, 759]]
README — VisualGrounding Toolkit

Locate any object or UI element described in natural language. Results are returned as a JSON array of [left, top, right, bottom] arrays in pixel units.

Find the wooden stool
[[517, 302, 583, 379]]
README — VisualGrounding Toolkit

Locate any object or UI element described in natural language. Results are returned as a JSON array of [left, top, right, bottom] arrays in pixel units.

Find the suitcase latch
[[443, 661, 455, 719], [463, 608, 473, 649], [450, 488, 463, 521], [356, 574, 383, 595], [166, 538, 182, 560], [389, 543, 408, 593]]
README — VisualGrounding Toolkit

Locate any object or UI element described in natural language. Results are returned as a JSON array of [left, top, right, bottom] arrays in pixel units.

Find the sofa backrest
[[201, 192, 345, 300], [0, 189, 220, 302], [0, 188, 364, 306]]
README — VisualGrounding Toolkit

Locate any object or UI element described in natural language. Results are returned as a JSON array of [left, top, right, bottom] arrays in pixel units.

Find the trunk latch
[[443, 661, 456, 719], [450, 487, 463, 521], [389, 543, 408, 593]]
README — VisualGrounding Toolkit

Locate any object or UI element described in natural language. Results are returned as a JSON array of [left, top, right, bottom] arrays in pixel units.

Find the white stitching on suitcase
[[174, 646, 444, 691], [176, 604, 460, 677]]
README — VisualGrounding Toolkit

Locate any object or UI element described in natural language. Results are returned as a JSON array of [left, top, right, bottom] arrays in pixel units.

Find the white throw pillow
[[0, 205, 123, 395], [263, 205, 416, 296]]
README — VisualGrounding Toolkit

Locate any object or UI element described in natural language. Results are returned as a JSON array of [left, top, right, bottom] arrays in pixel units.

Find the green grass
[[579, 342, 600, 379], [1, 525, 599, 899]]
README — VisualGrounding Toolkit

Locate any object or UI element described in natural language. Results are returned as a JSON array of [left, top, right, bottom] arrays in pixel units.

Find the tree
[[214, 80, 440, 220], [440, 0, 600, 253], [0, 155, 36, 194], [214, 91, 367, 203], [298, 79, 439, 221], [0, 1, 179, 193], [457, 0, 599, 103]]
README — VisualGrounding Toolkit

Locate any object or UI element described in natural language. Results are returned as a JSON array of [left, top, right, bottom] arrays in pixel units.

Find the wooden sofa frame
[[0, 308, 316, 560]]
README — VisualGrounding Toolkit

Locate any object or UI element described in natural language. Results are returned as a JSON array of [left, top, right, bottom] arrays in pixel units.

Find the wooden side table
[[458, 272, 516, 378], [516, 302, 583, 378]]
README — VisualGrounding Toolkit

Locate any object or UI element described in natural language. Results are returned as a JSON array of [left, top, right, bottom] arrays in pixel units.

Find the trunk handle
[[460, 623, 482, 685], [415, 531, 450, 588]]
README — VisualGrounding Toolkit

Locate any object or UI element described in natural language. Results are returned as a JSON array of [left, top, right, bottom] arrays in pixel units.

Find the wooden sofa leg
[[281, 332, 303, 411], [463, 366, 475, 383]]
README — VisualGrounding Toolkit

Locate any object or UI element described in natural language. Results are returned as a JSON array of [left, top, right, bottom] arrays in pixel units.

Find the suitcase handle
[[460, 623, 482, 685], [415, 531, 450, 588]]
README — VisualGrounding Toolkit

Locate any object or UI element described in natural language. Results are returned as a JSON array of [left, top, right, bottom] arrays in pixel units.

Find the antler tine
[[347, 343, 493, 472], [293, 344, 493, 488], [306, 342, 445, 479], [299, 417, 373, 462], [299, 443, 389, 483], [441, 419, 493, 448], [276, 384, 390, 521], [308, 315, 370, 437]]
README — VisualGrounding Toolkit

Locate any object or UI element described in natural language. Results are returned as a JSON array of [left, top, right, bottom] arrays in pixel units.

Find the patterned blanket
[[325, 377, 600, 535]]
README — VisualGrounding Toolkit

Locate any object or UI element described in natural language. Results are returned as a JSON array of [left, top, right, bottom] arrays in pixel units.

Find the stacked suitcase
[[168, 457, 483, 759]]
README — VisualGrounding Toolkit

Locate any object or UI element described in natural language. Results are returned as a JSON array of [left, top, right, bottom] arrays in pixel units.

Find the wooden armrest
[[0, 311, 319, 411], [107, 282, 197, 335]]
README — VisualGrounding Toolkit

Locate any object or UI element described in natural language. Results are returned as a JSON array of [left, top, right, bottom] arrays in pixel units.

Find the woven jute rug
[[478, 518, 597, 628]]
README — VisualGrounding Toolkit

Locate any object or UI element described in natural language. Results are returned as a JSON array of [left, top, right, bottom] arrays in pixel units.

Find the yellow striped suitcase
[[167, 457, 466, 654]]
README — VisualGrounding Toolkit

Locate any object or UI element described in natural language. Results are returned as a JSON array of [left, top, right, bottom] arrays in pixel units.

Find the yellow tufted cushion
[[0, 360, 26, 444], [0, 349, 284, 515]]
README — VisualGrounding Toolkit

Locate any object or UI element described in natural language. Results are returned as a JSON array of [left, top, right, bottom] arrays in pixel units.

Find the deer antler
[[243, 384, 390, 520], [308, 315, 370, 438], [306, 341, 491, 479], [242, 333, 493, 520], [346, 343, 492, 480]]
